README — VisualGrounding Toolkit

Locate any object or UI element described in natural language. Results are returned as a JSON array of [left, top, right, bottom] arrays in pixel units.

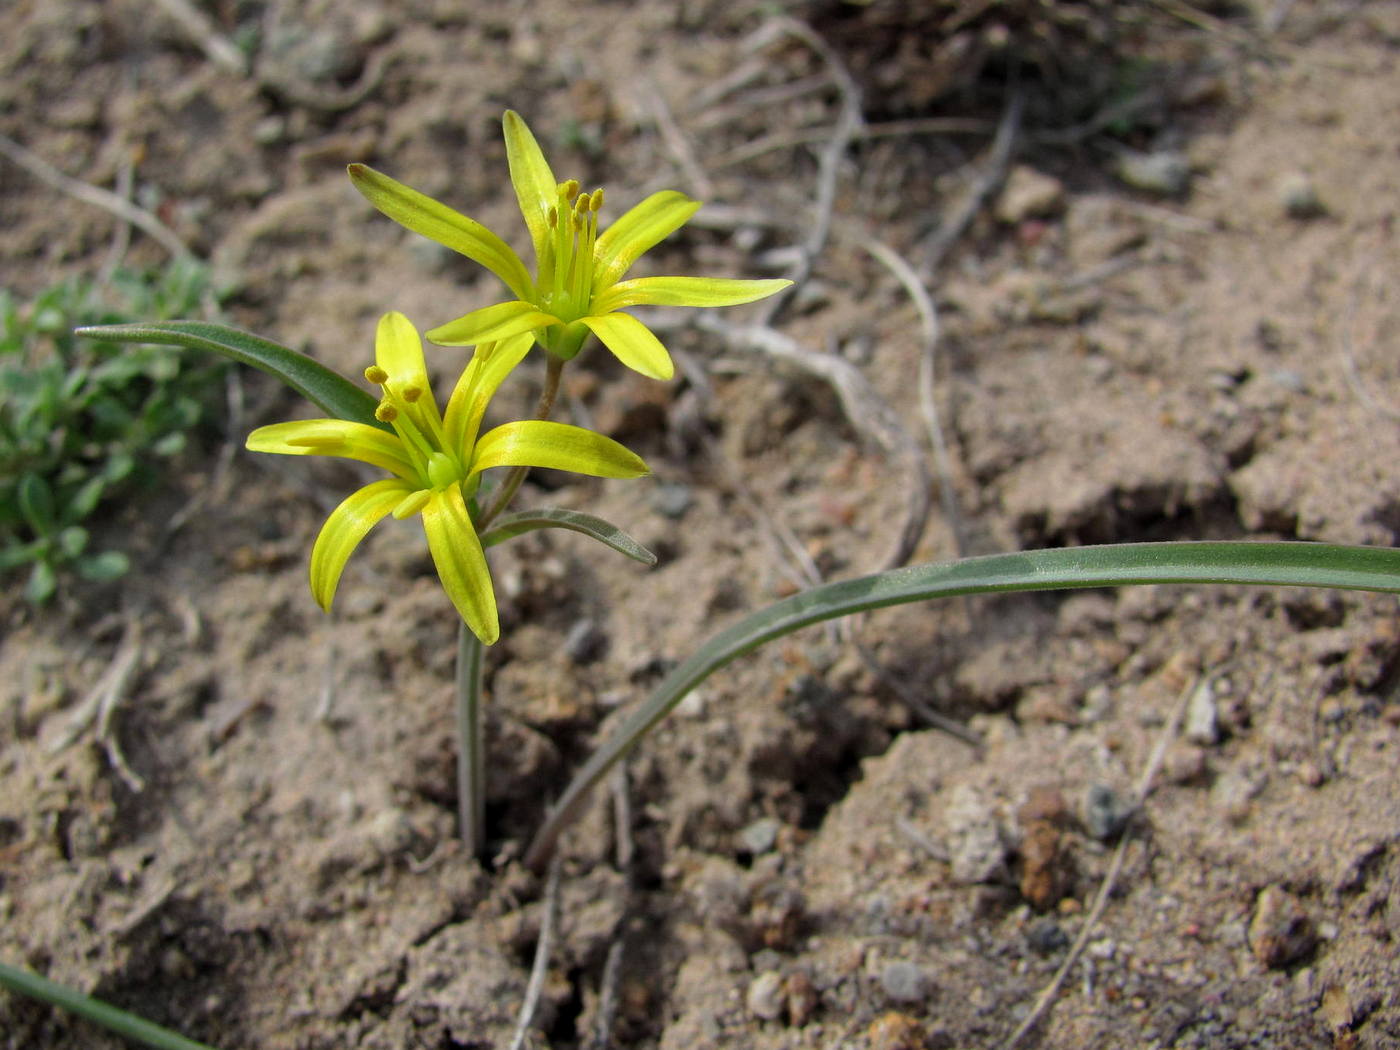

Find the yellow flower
[[245, 311, 648, 644], [349, 111, 790, 381]]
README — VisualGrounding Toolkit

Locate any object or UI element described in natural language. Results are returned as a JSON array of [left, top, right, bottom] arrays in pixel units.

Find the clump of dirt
[[2, 1, 1399, 1048]]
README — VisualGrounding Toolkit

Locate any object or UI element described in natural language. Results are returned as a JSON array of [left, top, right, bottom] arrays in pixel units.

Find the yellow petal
[[592, 191, 701, 291], [592, 276, 792, 313], [246, 419, 416, 479], [427, 300, 560, 347], [471, 420, 649, 478], [502, 111, 558, 269], [309, 479, 413, 611], [375, 311, 445, 436], [443, 333, 534, 456], [579, 312, 674, 380], [420, 485, 499, 645], [348, 163, 535, 301]]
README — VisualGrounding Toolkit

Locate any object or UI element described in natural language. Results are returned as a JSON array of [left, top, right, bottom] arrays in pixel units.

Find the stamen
[[559, 179, 580, 200], [548, 206, 559, 229], [365, 365, 388, 385], [402, 386, 423, 403], [375, 402, 398, 423], [589, 188, 604, 211]]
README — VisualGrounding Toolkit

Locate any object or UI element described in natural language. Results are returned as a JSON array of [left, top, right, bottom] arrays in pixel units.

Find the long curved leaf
[[0, 959, 221, 1050], [524, 540, 1400, 869], [479, 508, 657, 565], [76, 321, 388, 431]]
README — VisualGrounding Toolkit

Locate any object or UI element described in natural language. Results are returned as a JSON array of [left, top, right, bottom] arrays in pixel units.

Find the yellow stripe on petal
[[593, 191, 701, 292], [246, 419, 417, 479], [443, 333, 535, 456], [420, 486, 499, 645], [472, 420, 649, 479], [309, 479, 413, 611], [579, 312, 674, 380], [502, 111, 558, 269], [348, 164, 535, 301], [427, 301, 560, 347], [593, 276, 792, 313]]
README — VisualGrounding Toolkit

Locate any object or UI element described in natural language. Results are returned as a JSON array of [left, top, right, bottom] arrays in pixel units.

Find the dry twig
[[509, 855, 563, 1050], [921, 89, 1023, 274], [1001, 665, 1206, 1049], [0, 134, 191, 260]]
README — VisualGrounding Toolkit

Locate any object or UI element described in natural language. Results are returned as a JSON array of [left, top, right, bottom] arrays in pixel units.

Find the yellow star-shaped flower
[[349, 111, 790, 380], [245, 311, 647, 644]]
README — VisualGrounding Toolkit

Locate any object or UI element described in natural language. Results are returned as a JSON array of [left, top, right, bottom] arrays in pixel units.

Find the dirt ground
[[2, 1, 1399, 1048]]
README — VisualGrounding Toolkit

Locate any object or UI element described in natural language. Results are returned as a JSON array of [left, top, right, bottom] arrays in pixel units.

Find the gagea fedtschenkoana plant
[[76, 109, 1400, 866], [25, 104, 1400, 1050]]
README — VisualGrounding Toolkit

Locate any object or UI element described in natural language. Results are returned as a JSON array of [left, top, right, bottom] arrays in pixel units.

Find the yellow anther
[[402, 386, 423, 403], [548, 206, 559, 229], [375, 402, 398, 423], [364, 365, 389, 385], [559, 179, 580, 200], [589, 188, 604, 211]]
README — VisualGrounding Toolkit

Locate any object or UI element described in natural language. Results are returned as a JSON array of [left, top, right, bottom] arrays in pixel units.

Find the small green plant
[[0, 258, 224, 602]]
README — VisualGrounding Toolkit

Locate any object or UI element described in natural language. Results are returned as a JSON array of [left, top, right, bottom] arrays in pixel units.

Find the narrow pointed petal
[[348, 164, 535, 301], [443, 333, 535, 456], [593, 276, 793, 313], [579, 312, 674, 380], [375, 311, 444, 434], [246, 419, 416, 479], [420, 486, 498, 645], [592, 191, 702, 291], [472, 420, 649, 478], [502, 111, 558, 267], [427, 301, 559, 347], [309, 479, 414, 611]]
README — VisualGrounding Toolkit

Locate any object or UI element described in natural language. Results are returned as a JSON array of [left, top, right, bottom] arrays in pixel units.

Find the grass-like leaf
[[524, 540, 1400, 869], [479, 507, 657, 564], [76, 321, 387, 431], [0, 959, 221, 1050]]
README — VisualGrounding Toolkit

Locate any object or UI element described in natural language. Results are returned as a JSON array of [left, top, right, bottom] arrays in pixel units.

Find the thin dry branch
[[510, 856, 563, 1050], [0, 134, 191, 259], [1001, 665, 1206, 1049], [921, 89, 1023, 274]]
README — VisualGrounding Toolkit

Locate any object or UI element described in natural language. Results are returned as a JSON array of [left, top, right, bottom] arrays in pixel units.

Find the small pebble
[[1277, 172, 1326, 219], [996, 165, 1066, 224], [880, 960, 928, 1004], [650, 480, 694, 520], [746, 971, 785, 1021], [946, 784, 1008, 883], [1026, 918, 1069, 955], [866, 1012, 925, 1050], [1185, 678, 1221, 745], [1115, 150, 1191, 196], [1082, 783, 1135, 841], [563, 618, 607, 664], [738, 817, 781, 856], [1249, 885, 1316, 968]]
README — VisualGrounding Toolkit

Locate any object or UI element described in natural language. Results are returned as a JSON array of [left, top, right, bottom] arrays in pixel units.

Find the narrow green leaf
[[78, 550, 131, 582], [480, 508, 657, 565], [75, 322, 388, 431], [18, 474, 56, 536], [0, 959, 223, 1050], [524, 540, 1400, 870]]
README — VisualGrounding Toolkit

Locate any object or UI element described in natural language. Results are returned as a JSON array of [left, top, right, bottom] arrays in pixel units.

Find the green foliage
[[0, 258, 225, 603]]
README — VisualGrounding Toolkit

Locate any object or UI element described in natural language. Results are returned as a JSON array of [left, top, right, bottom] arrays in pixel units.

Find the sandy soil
[[2, 2, 1398, 1048]]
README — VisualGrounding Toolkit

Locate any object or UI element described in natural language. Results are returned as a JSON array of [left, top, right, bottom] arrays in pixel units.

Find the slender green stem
[[455, 621, 487, 858], [476, 354, 566, 530], [0, 959, 221, 1050], [524, 540, 1400, 870]]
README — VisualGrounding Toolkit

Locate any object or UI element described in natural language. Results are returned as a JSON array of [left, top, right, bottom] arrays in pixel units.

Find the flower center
[[365, 364, 465, 495], [538, 180, 603, 327]]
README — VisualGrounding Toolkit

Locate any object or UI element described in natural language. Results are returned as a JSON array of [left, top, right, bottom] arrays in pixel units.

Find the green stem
[[456, 620, 487, 858], [476, 354, 566, 530], [0, 959, 221, 1050]]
